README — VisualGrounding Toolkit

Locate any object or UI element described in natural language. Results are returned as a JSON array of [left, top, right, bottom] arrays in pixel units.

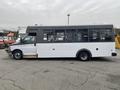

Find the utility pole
[[67, 14, 70, 25]]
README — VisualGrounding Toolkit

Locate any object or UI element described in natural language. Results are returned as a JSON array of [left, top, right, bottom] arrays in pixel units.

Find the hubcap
[[15, 52, 21, 59], [80, 52, 88, 60]]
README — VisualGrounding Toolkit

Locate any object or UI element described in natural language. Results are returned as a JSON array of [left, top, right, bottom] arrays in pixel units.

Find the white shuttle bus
[[6, 25, 117, 61]]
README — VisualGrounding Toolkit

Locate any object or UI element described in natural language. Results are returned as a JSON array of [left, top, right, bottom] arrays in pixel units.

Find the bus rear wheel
[[78, 51, 91, 61]]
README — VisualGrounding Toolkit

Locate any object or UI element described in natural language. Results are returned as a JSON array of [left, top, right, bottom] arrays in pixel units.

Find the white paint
[[10, 44, 37, 56], [36, 42, 115, 58], [10, 42, 116, 58]]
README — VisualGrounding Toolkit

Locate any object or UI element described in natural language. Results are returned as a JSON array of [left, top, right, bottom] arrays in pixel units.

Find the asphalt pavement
[[0, 49, 120, 90]]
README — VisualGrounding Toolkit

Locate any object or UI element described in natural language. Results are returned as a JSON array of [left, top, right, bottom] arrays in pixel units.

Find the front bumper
[[5, 48, 13, 58]]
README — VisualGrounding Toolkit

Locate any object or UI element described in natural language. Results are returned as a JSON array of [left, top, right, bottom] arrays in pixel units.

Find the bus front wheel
[[77, 51, 91, 61], [13, 50, 23, 60]]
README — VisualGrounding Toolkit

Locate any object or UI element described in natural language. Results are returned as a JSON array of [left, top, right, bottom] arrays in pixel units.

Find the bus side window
[[43, 33, 47, 40], [77, 29, 88, 42], [48, 34, 54, 42], [89, 29, 113, 42], [43, 31, 54, 42], [89, 30, 100, 42], [66, 29, 76, 42], [54, 30, 65, 42], [100, 29, 113, 42]]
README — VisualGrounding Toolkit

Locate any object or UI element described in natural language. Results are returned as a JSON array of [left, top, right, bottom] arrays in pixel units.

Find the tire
[[78, 51, 91, 61], [13, 50, 23, 60]]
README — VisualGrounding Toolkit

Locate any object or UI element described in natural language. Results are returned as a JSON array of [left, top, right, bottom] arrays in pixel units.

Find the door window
[[22, 36, 35, 44]]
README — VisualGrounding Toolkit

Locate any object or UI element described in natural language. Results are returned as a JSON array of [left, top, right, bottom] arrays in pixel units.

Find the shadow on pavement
[[21, 57, 115, 62], [91, 57, 115, 62]]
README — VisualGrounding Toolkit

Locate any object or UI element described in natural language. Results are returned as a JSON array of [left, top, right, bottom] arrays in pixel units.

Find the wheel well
[[76, 49, 92, 58], [12, 49, 23, 55]]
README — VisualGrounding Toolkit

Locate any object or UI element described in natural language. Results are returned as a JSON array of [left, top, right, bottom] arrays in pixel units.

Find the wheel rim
[[14, 52, 21, 59], [80, 52, 88, 61]]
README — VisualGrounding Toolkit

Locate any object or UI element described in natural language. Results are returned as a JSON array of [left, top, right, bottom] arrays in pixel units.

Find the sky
[[0, 0, 120, 29]]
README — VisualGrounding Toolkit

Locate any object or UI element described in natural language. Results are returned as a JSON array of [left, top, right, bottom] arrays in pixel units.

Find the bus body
[[6, 25, 117, 60]]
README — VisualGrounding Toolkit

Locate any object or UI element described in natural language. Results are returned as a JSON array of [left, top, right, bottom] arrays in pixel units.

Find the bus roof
[[27, 24, 113, 29]]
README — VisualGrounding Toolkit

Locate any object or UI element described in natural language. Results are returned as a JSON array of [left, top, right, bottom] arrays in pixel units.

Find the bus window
[[66, 29, 76, 42], [77, 29, 88, 42], [100, 29, 113, 42], [89, 30, 100, 42], [89, 29, 113, 42], [55, 30, 65, 42], [43, 33, 47, 40], [43, 30, 54, 42]]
